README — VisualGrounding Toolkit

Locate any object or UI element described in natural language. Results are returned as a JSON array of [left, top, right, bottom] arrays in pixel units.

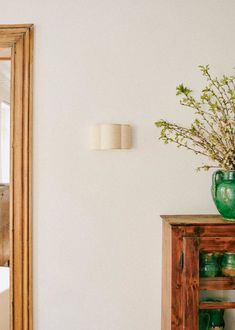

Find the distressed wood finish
[[200, 277, 235, 290], [199, 302, 235, 309], [184, 225, 235, 237], [199, 237, 235, 252], [161, 215, 235, 330], [161, 221, 171, 329], [182, 237, 199, 330], [0, 25, 33, 330], [171, 227, 184, 329]]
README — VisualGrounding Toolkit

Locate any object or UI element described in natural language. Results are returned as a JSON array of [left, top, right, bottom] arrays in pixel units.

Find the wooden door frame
[[0, 24, 33, 330]]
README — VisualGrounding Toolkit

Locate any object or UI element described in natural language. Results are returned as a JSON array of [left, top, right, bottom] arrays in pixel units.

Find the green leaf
[[155, 120, 166, 127], [176, 84, 192, 96]]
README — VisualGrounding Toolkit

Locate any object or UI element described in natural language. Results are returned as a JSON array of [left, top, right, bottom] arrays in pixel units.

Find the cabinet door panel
[[199, 237, 235, 252], [182, 237, 199, 330], [171, 228, 184, 329], [184, 225, 235, 237]]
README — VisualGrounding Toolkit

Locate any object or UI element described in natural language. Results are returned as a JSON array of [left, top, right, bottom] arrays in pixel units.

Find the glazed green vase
[[212, 170, 235, 221], [221, 252, 235, 277], [199, 311, 210, 330], [199, 307, 225, 330], [209, 308, 225, 329], [200, 252, 220, 277]]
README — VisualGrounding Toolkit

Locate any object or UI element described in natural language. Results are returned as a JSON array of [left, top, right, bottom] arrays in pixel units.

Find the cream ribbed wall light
[[89, 124, 132, 150]]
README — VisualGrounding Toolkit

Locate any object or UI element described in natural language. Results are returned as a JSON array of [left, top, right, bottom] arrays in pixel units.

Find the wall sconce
[[90, 124, 132, 150]]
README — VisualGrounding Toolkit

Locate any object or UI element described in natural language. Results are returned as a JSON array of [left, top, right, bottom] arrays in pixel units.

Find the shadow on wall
[[0, 289, 9, 329]]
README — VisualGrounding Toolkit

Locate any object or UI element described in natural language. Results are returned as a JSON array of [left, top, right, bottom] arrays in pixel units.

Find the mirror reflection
[[0, 47, 11, 330]]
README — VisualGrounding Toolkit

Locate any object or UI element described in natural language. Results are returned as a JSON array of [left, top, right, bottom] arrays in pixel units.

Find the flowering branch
[[155, 65, 235, 171]]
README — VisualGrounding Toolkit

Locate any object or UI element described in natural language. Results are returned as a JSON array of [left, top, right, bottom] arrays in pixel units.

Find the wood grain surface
[[0, 24, 33, 330], [161, 215, 235, 329], [0, 185, 9, 266]]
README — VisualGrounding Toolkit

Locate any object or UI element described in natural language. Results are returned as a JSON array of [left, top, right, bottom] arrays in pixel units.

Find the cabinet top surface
[[161, 214, 235, 225]]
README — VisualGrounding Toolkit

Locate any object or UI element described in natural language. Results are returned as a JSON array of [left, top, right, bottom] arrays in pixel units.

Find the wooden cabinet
[[161, 215, 235, 330]]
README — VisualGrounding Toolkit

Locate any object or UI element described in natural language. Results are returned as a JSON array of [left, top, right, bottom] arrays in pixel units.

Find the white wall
[[0, 0, 235, 329]]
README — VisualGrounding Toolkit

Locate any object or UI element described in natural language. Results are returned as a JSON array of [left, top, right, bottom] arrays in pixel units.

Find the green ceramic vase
[[200, 252, 220, 277], [221, 252, 235, 277], [212, 170, 235, 220], [209, 308, 225, 329], [199, 311, 210, 330], [199, 304, 225, 329]]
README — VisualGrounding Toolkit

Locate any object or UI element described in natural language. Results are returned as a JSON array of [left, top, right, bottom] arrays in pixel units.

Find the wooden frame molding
[[0, 24, 33, 330]]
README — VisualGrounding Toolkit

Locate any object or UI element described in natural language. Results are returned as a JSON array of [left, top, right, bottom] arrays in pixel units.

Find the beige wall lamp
[[90, 124, 132, 150]]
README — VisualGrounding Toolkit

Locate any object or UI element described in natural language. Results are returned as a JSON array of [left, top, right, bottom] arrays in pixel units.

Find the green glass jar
[[221, 252, 235, 277], [200, 252, 220, 277]]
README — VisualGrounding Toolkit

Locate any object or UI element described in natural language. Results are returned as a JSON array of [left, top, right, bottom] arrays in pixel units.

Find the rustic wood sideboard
[[161, 215, 235, 330]]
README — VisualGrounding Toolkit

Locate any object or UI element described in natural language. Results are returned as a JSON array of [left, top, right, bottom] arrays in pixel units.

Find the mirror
[[0, 48, 11, 329], [0, 25, 33, 330]]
